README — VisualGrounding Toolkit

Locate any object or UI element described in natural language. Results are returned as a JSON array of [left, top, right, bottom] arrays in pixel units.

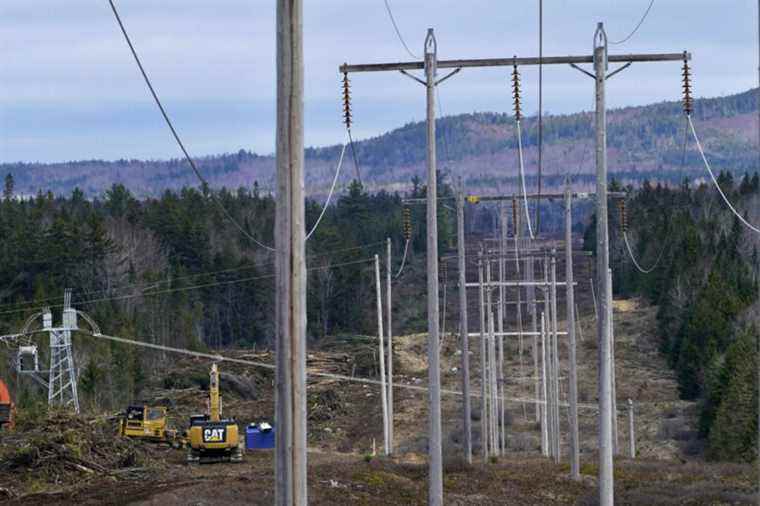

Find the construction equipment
[[187, 364, 243, 463], [0, 380, 16, 431], [118, 404, 182, 446]]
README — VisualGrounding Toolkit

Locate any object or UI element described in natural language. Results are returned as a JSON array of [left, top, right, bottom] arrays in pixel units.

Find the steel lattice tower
[[45, 290, 80, 413]]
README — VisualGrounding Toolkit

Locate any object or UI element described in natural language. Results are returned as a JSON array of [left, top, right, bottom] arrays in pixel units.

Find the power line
[[0, 262, 273, 311], [536, 0, 544, 235], [0, 257, 374, 316], [516, 121, 536, 239], [688, 115, 760, 235], [306, 142, 347, 240], [0, 240, 386, 312], [609, 0, 656, 46], [106, 0, 275, 252], [85, 330, 603, 410], [393, 239, 410, 279], [345, 129, 364, 185], [623, 231, 666, 274], [381, 0, 418, 59]]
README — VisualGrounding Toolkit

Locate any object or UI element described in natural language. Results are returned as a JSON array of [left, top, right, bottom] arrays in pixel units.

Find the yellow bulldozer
[[187, 363, 243, 463], [118, 405, 183, 447]]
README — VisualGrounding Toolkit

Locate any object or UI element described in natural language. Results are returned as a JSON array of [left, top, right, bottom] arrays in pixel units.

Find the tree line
[[594, 172, 760, 462], [0, 174, 456, 411]]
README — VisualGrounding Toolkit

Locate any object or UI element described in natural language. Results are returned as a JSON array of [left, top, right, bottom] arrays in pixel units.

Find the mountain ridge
[[3, 87, 758, 198]]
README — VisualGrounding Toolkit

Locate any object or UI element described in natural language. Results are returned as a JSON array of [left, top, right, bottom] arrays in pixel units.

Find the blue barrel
[[246, 423, 275, 450]]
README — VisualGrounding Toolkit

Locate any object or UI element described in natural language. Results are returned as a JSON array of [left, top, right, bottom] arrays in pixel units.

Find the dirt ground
[[0, 297, 757, 504]]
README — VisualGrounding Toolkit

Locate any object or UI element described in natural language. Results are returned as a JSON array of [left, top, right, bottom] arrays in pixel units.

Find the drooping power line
[[609, 0, 656, 46], [382, 0, 419, 59], [688, 115, 760, 234], [106, 0, 275, 252], [623, 231, 666, 274]]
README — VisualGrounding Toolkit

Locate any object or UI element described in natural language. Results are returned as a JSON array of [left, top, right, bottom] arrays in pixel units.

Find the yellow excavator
[[118, 405, 183, 447], [187, 364, 243, 463]]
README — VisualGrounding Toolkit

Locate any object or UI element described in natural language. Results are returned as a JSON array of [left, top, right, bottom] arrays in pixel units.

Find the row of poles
[[462, 188, 580, 472], [369, 188, 639, 470], [278, 6, 686, 501]]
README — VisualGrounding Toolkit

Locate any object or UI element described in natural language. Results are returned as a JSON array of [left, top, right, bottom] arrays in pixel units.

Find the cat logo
[[203, 427, 226, 443]]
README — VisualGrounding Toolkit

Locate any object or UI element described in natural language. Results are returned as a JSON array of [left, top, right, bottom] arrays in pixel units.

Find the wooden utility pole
[[565, 185, 580, 480], [425, 30, 444, 504], [543, 255, 555, 458], [386, 238, 394, 454], [528, 256, 539, 423], [513, 198, 527, 421], [593, 25, 614, 506], [486, 258, 498, 455], [340, 25, 686, 505], [608, 267, 618, 455], [540, 312, 549, 456], [498, 204, 507, 453], [275, 0, 306, 502], [375, 255, 390, 455], [489, 309, 498, 455], [628, 398, 636, 458], [457, 190, 472, 464], [550, 251, 560, 463], [478, 251, 489, 461]]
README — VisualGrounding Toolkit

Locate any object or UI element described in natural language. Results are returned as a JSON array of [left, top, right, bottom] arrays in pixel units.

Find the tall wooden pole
[[423, 28, 444, 505], [594, 23, 614, 506], [536, 0, 544, 232], [478, 251, 489, 461], [375, 255, 390, 455], [608, 267, 619, 455], [565, 185, 580, 480], [498, 204, 507, 453], [457, 191, 473, 464], [528, 257, 539, 423], [275, 0, 306, 502], [540, 312, 549, 457], [486, 257, 498, 455], [386, 238, 394, 454], [489, 309, 498, 455], [514, 197, 526, 421], [543, 255, 555, 458], [628, 398, 636, 458], [550, 251, 560, 463]]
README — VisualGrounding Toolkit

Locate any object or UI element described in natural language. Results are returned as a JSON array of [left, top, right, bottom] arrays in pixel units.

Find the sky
[[0, 0, 757, 163]]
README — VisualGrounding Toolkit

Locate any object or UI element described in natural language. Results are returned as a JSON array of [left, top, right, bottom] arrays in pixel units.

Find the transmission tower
[[5, 289, 86, 413], [45, 290, 80, 413]]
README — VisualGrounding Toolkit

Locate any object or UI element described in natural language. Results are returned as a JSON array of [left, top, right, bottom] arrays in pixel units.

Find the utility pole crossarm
[[340, 52, 689, 74]]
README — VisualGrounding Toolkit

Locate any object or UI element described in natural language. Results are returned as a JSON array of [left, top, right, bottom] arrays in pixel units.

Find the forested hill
[[595, 174, 760, 462], [2, 88, 758, 199]]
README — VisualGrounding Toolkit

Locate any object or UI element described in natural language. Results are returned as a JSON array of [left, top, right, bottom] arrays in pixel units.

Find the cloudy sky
[[0, 0, 757, 163]]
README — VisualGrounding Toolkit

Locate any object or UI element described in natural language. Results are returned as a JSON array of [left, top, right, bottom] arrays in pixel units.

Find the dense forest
[[0, 173, 461, 412], [3, 165, 760, 463], [594, 172, 760, 462]]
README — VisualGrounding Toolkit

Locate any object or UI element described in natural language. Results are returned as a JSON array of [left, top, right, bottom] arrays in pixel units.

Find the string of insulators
[[342, 71, 352, 129], [681, 54, 693, 116], [403, 207, 412, 241], [618, 200, 628, 233], [440, 258, 448, 283], [511, 61, 522, 122]]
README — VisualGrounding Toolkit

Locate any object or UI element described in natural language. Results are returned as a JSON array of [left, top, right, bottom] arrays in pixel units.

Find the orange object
[[0, 380, 15, 431]]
